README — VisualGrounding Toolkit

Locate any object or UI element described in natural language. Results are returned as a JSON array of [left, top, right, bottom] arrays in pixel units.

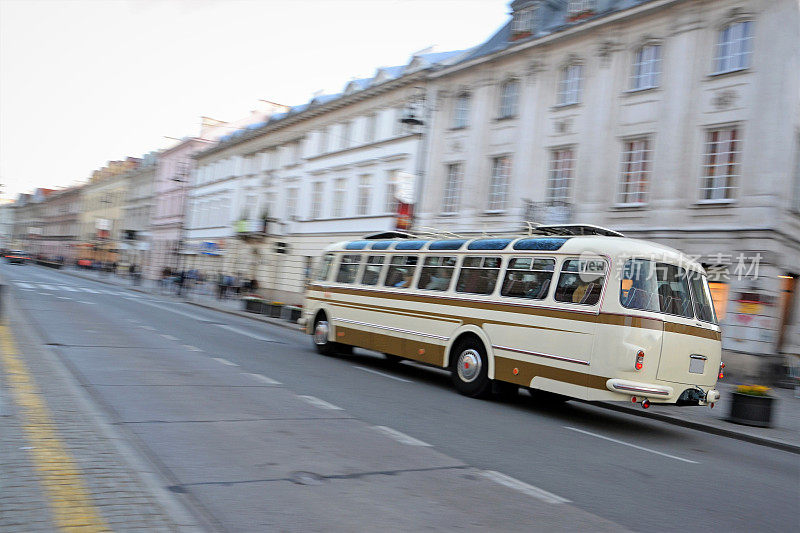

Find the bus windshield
[[620, 259, 713, 321]]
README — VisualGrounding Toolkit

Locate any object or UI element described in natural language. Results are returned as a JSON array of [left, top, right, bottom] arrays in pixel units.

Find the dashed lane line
[[160, 334, 179, 341], [14, 282, 34, 289], [564, 426, 699, 464], [480, 471, 570, 504], [297, 395, 344, 410], [355, 366, 412, 383], [38, 284, 56, 290], [371, 426, 432, 446], [77, 301, 96, 305], [0, 322, 110, 530], [212, 357, 239, 367], [182, 345, 203, 352], [216, 324, 278, 342], [242, 372, 282, 385], [57, 296, 72, 300]]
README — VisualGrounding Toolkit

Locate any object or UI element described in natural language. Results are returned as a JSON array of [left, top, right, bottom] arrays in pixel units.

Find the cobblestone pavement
[[0, 303, 197, 532]]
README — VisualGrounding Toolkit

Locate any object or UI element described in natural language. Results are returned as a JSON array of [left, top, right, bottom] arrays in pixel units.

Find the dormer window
[[511, 6, 536, 41], [568, 0, 594, 21]]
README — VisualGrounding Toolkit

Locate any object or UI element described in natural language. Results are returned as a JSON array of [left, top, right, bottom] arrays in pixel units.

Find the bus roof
[[324, 235, 705, 272]]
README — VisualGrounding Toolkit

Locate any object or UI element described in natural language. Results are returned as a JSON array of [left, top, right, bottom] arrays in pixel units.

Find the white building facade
[[121, 153, 158, 269], [184, 51, 465, 303], [417, 0, 800, 363]]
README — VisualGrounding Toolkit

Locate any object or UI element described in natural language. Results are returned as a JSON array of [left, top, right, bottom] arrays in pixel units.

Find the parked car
[[5, 250, 30, 264]]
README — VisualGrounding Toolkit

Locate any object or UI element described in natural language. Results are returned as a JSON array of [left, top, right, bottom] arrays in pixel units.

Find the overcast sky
[[0, 0, 509, 200]]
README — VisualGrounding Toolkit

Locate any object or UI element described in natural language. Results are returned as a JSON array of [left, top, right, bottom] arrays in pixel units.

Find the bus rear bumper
[[606, 379, 674, 400]]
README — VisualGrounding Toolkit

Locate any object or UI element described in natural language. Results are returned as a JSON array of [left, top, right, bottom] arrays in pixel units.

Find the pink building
[[147, 134, 215, 279]]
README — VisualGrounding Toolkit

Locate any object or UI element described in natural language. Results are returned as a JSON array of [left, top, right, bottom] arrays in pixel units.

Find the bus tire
[[528, 389, 570, 404], [312, 314, 337, 356], [384, 353, 403, 364], [450, 338, 491, 398]]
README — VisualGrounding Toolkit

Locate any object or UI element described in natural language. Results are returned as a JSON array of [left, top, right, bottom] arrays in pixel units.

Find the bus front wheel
[[313, 316, 337, 356], [450, 339, 491, 398]]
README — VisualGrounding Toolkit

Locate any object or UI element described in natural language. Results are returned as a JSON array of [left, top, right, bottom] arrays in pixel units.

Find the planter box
[[244, 299, 266, 314], [728, 392, 775, 427], [270, 304, 283, 318], [281, 305, 302, 322]]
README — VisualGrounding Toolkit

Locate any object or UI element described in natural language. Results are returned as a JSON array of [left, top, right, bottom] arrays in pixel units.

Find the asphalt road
[[3, 263, 798, 532]]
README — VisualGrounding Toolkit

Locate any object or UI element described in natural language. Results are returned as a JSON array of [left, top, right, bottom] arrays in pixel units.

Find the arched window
[[498, 79, 520, 118], [631, 43, 661, 90], [557, 63, 583, 106], [453, 92, 470, 129], [714, 21, 753, 74]]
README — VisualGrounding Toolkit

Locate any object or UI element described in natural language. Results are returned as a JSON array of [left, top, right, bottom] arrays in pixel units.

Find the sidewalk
[[0, 286, 200, 531], [55, 266, 799, 454]]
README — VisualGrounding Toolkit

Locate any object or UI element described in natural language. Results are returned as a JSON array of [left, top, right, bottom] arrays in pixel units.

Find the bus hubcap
[[314, 321, 329, 345], [457, 349, 482, 383]]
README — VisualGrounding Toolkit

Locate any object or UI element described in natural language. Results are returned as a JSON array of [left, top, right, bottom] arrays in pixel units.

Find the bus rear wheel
[[450, 339, 491, 398]]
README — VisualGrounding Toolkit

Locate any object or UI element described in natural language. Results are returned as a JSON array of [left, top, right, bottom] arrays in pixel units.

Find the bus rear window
[[620, 260, 694, 318], [689, 273, 718, 324], [554, 259, 606, 305]]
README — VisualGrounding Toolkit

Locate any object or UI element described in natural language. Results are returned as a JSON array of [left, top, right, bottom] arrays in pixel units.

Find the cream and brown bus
[[301, 226, 723, 408]]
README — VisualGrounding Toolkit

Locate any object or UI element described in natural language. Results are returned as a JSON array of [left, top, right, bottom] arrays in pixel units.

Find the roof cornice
[[432, 0, 683, 79]]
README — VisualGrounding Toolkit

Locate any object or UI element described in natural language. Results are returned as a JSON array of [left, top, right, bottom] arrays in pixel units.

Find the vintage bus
[[301, 226, 723, 408]]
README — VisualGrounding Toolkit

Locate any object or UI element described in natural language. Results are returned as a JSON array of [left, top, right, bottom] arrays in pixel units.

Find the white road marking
[[38, 284, 56, 290], [160, 334, 179, 341], [124, 297, 141, 301], [212, 357, 239, 367], [57, 296, 72, 300], [355, 366, 412, 383], [216, 324, 276, 342], [182, 345, 203, 352], [14, 282, 34, 289], [133, 300, 204, 321], [78, 300, 95, 305], [59, 285, 78, 292], [298, 395, 344, 410], [480, 471, 570, 504], [18, 288, 34, 291], [37, 292, 52, 296], [242, 373, 282, 385], [371, 426, 432, 447], [564, 427, 699, 464], [78, 287, 99, 293], [139, 325, 156, 331]]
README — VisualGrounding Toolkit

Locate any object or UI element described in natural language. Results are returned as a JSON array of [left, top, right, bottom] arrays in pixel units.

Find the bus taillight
[[635, 350, 645, 371], [718, 362, 725, 380]]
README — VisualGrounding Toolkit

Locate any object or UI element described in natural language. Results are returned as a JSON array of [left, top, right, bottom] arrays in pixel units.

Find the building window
[[714, 21, 753, 74], [617, 138, 652, 205], [393, 107, 405, 136], [557, 64, 582, 106], [341, 122, 352, 149], [498, 79, 519, 119], [631, 44, 661, 90], [443, 163, 463, 214], [357, 175, 372, 215], [286, 187, 298, 220], [364, 114, 377, 143], [293, 139, 303, 164], [512, 7, 535, 38], [318, 128, 328, 154], [310, 182, 324, 219], [332, 178, 347, 218], [700, 127, 741, 201], [385, 171, 398, 213], [453, 92, 470, 129], [547, 148, 575, 204], [568, 0, 594, 17], [488, 156, 511, 211]]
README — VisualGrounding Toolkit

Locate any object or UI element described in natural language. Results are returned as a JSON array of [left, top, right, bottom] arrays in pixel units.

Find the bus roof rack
[[526, 223, 625, 238], [363, 231, 419, 240]]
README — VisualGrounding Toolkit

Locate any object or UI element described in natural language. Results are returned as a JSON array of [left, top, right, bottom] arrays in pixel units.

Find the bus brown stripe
[[494, 356, 609, 390]]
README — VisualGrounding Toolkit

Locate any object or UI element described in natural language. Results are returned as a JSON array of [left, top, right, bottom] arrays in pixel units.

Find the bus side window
[[384, 256, 418, 288], [417, 256, 457, 291], [316, 253, 334, 281], [501, 257, 555, 300], [336, 254, 362, 284], [456, 256, 502, 295], [554, 259, 606, 305], [360, 255, 385, 286]]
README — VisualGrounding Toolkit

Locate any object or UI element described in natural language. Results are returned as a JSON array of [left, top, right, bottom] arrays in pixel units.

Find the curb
[[56, 268, 302, 333], [589, 401, 800, 454]]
